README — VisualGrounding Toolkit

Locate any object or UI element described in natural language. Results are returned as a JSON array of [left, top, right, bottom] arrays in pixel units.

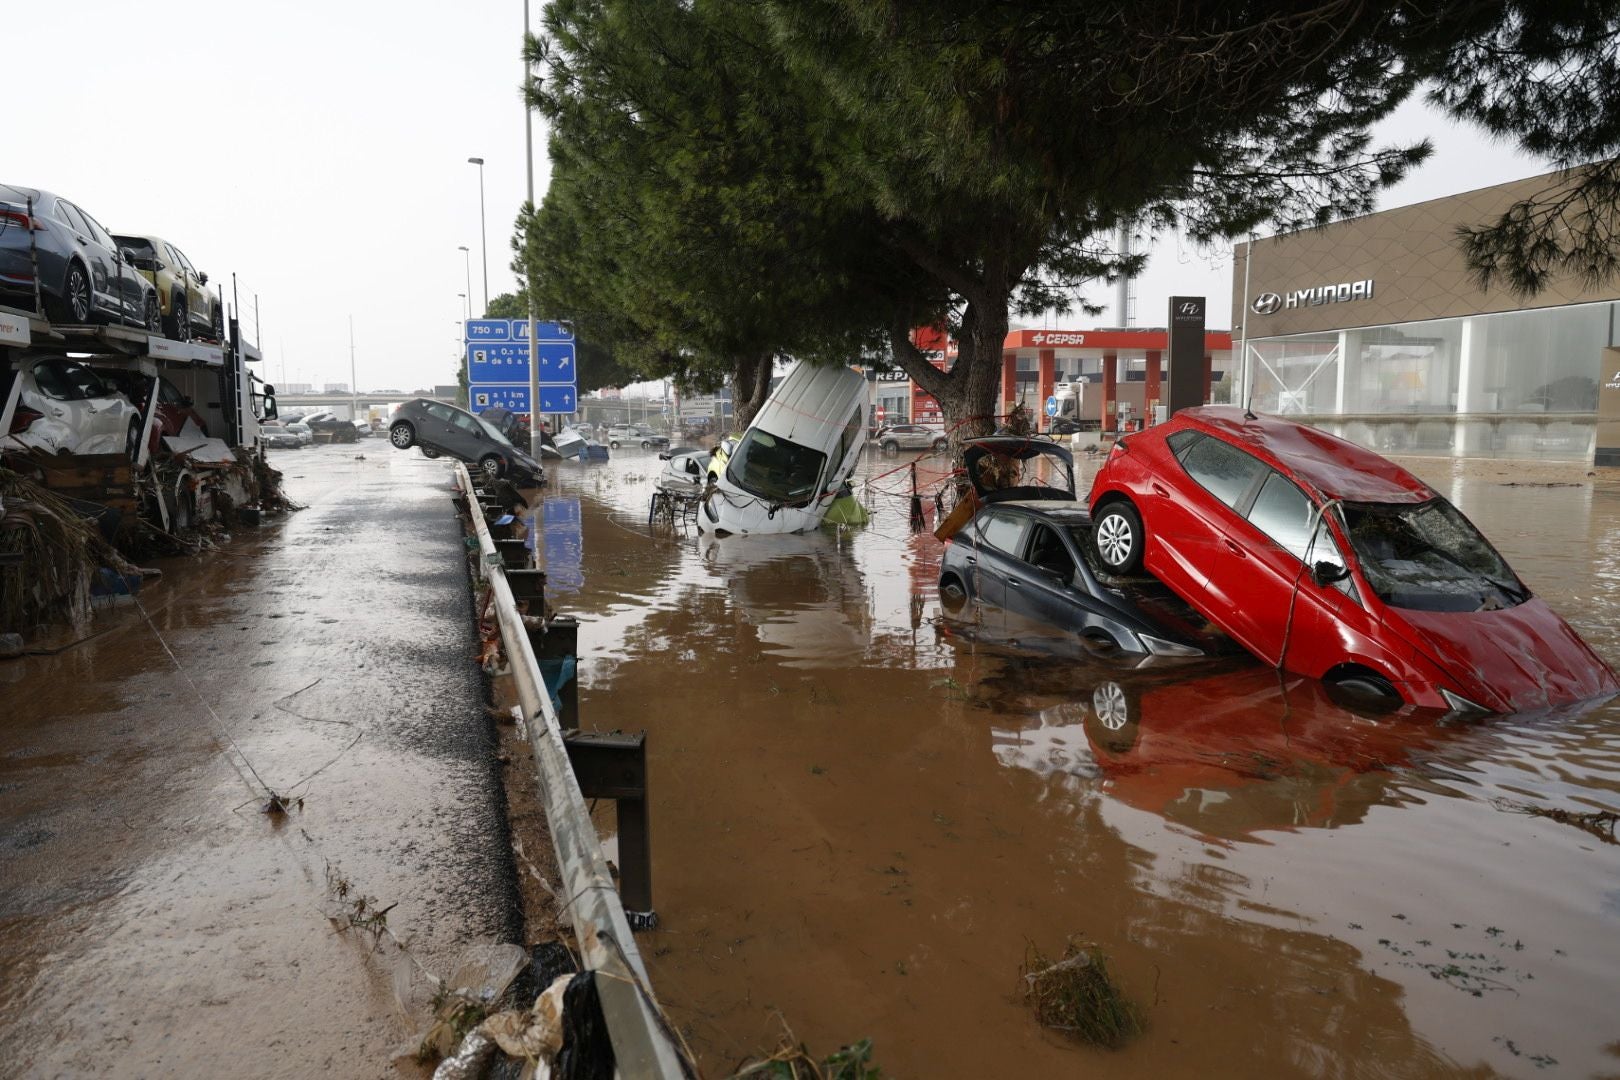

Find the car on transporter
[[387, 397, 544, 483], [0, 184, 161, 331], [1086, 405, 1620, 713], [108, 233, 224, 341]]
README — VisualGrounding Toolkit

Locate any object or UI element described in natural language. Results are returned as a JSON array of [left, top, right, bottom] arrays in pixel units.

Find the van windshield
[[1339, 499, 1526, 612], [726, 429, 827, 505]]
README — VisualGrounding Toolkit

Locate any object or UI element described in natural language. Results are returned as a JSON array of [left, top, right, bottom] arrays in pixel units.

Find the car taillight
[[10, 404, 42, 433], [0, 210, 48, 231]]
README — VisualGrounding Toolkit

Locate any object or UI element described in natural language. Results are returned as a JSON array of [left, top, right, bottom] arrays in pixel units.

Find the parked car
[[875, 424, 948, 453], [606, 424, 669, 450], [701, 364, 867, 535], [0, 185, 160, 330], [260, 422, 302, 450], [388, 397, 544, 483], [1087, 406, 1620, 712], [2, 356, 145, 458], [93, 369, 209, 454], [352, 420, 373, 438], [286, 422, 313, 446], [107, 233, 223, 341]]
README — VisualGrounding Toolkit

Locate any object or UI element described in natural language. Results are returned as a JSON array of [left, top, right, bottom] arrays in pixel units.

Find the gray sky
[[14, 3, 1546, 394]]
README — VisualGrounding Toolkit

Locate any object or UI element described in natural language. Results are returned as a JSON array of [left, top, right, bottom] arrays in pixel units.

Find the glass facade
[[1243, 300, 1616, 461]]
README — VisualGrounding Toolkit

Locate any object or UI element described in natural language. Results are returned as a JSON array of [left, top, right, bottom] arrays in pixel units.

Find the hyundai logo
[[1251, 292, 1282, 315]]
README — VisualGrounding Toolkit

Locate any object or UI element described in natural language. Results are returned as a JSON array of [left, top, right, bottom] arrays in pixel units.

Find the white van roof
[[751, 364, 865, 442]]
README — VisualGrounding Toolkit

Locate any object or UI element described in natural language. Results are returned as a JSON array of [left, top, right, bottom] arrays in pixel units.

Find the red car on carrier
[[1086, 406, 1618, 713]]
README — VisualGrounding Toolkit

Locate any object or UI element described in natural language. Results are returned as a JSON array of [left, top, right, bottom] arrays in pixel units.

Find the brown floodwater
[[540, 446, 1620, 1079]]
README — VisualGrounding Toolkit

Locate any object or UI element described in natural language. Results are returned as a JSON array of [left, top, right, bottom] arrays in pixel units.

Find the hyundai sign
[[1251, 279, 1375, 315]]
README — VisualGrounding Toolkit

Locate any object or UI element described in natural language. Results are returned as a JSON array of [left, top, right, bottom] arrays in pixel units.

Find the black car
[[0, 184, 160, 330], [940, 501, 1225, 657], [387, 398, 545, 483], [937, 435, 1222, 657]]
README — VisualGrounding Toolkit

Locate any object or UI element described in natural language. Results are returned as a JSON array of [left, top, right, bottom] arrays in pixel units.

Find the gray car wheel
[[881, 440, 900, 453], [389, 422, 415, 449], [1092, 500, 1144, 575], [480, 453, 504, 479], [52, 262, 92, 323], [144, 293, 162, 333], [168, 294, 190, 341]]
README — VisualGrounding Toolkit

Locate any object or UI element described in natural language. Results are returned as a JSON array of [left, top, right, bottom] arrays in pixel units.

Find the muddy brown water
[[543, 449, 1620, 1078]]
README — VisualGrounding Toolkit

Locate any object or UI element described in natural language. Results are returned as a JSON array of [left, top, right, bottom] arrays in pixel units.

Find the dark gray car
[[387, 398, 544, 483], [0, 184, 160, 329]]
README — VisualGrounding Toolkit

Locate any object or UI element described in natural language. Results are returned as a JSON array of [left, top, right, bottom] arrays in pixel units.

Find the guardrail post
[[564, 731, 655, 927], [495, 537, 530, 570], [534, 615, 579, 730], [507, 569, 548, 616]]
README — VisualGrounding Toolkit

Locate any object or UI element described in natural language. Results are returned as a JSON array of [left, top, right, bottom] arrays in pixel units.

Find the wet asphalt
[[0, 447, 519, 1078]]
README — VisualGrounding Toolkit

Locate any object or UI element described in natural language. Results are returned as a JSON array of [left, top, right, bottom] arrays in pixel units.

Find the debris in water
[[261, 792, 303, 817], [1020, 940, 1142, 1048], [1493, 797, 1619, 844], [730, 1031, 886, 1078]]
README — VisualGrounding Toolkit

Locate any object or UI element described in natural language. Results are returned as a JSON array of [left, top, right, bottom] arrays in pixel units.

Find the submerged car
[[0, 185, 160, 330], [109, 233, 223, 341], [2, 356, 144, 458], [939, 436, 1222, 657], [701, 364, 867, 535], [388, 397, 544, 483], [1087, 406, 1620, 712], [260, 423, 302, 450], [606, 424, 669, 450]]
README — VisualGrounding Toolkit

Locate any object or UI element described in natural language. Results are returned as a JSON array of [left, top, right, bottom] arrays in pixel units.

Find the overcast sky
[[13, 2, 1546, 395]]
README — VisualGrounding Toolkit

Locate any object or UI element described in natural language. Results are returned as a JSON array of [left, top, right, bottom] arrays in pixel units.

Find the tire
[[1325, 670, 1403, 714], [144, 292, 162, 333], [479, 453, 504, 480], [167, 293, 190, 341], [49, 261, 93, 324], [641, 440, 652, 449], [609, 440, 621, 449], [421, 447, 439, 459], [932, 438, 948, 452], [881, 440, 900, 454], [125, 418, 142, 461], [1085, 680, 1141, 756], [1092, 499, 1144, 575], [389, 422, 415, 449], [938, 573, 969, 617]]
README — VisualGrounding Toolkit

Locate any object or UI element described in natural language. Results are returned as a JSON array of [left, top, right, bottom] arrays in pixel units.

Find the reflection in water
[[547, 452, 1620, 1079]]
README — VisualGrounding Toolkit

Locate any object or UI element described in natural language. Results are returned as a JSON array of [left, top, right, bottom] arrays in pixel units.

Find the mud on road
[[544, 448, 1620, 1079], [0, 449, 520, 1079]]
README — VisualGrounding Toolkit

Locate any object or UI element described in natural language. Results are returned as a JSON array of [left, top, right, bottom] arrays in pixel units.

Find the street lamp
[[466, 159, 488, 314], [457, 245, 473, 320]]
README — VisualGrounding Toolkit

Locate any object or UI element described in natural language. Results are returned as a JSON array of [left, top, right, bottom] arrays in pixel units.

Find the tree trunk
[[731, 352, 775, 431], [891, 295, 1010, 461]]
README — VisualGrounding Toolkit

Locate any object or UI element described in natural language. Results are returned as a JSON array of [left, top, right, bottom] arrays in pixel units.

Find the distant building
[[323, 382, 350, 394], [280, 382, 313, 395], [433, 385, 460, 398]]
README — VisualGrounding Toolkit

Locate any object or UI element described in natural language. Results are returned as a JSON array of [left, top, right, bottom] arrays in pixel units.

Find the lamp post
[[522, 0, 542, 457], [467, 158, 488, 314], [457, 246, 473, 319]]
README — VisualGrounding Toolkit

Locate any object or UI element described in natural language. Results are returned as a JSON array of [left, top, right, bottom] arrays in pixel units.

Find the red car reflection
[[1086, 407, 1617, 713]]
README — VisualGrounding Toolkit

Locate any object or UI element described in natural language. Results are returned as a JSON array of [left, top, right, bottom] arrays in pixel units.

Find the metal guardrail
[[455, 463, 688, 1078]]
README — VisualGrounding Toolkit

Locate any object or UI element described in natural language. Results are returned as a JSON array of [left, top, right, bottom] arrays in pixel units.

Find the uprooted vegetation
[[1020, 939, 1143, 1048], [0, 465, 140, 632]]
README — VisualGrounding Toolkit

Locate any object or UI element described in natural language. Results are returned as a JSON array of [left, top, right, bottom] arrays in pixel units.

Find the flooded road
[[0, 449, 518, 1078], [548, 447, 1620, 1078]]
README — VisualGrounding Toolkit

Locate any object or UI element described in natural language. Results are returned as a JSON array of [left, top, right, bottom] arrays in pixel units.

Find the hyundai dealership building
[[1232, 169, 1620, 464]]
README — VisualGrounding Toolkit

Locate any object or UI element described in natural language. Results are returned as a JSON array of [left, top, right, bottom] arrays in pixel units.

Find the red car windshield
[[1338, 499, 1526, 612]]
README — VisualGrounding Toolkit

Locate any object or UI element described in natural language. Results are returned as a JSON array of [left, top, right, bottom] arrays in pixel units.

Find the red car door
[[1160, 434, 1273, 650]]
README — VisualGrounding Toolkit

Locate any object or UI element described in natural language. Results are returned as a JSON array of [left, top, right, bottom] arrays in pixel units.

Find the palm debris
[[1020, 939, 1142, 1048]]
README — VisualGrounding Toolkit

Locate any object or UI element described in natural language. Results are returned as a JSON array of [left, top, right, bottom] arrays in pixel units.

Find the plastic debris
[[432, 1031, 497, 1080]]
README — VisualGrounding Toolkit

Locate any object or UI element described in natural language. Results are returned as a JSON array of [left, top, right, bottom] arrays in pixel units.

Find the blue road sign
[[466, 340, 577, 384], [468, 384, 532, 412], [1045, 395, 1059, 417], [464, 318, 573, 342], [538, 386, 576, 413]]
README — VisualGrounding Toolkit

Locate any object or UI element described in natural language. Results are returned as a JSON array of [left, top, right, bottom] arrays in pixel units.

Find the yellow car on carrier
[[110, 233, 224, 342]]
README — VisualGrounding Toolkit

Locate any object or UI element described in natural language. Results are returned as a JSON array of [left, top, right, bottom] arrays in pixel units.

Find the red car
[[93, 369, 208, 453], [1087, 406, 1618, 713]]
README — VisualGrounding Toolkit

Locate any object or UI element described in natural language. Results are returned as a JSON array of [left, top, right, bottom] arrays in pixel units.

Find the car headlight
[[1139, 634, 1202, 658], [1440, 688, 1490, 714]]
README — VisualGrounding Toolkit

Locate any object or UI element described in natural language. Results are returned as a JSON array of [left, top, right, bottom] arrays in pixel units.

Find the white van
[[700, 364, 867, 535]]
